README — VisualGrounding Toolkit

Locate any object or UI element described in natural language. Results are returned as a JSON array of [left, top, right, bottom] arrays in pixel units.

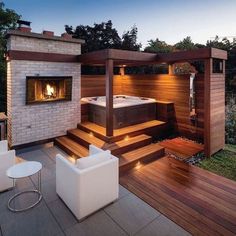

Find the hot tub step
[[68, 129, 152, 155], [54, 136, 89, 158], [119, 143, 165, 173], [78, 120, 167, 143], [105, 134, 152, 155], [68, 129, 106, 149]]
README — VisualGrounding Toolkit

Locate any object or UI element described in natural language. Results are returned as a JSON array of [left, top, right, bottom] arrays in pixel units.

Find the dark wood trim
[[11, 138, 55, 150], [204, 59, 212, 157], [108, 49, 158, 62], [106, 59, 114, 136], [158, 48, 227, 63], [7, 50, 79, 62], [6, 29, 85, 44], [211, 48, 228, 60], [78, 49, 158, 65], [78, 48, 227, 66]]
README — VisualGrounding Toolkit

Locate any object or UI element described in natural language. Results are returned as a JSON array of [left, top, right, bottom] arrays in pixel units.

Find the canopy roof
[[78, 47, 227, 66]]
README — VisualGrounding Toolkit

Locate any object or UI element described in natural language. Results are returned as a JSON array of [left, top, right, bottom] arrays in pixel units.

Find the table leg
[[8, 174, 42, 212]]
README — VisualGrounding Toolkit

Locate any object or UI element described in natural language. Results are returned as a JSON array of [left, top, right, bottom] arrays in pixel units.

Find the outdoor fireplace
[[26, 76, 72, 104]]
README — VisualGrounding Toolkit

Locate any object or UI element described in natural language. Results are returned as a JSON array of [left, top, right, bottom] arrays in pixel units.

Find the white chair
[[56, 145, 119, 221], [0, 140, 15, 192]]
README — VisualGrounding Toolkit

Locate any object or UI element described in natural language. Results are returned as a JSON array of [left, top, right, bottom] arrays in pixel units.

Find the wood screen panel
[[81, 75, 122, 97], [121, 74, 204, 140], [210, 73, 225, 154]]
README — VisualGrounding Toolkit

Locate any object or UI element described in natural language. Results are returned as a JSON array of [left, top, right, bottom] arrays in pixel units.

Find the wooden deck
[[159, 137, 204, 160], [120, 156, 236, 236], [78, 120, 167, 142]]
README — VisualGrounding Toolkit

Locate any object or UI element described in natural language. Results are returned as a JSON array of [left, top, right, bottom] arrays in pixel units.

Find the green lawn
[[197, 144, 236, 181]]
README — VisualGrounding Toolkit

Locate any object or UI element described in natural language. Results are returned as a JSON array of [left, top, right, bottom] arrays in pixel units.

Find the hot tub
[[81, 95, 157, 129]]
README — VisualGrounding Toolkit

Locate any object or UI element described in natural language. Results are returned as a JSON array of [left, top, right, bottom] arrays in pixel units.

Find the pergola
[[78, 48, 227, 157]]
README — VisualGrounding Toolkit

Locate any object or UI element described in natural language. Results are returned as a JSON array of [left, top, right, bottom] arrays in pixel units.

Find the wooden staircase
[[54, 121, 165, 173]]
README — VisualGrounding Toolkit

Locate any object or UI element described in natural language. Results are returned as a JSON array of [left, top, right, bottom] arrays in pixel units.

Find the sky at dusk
[[4, 0, 236, 48]]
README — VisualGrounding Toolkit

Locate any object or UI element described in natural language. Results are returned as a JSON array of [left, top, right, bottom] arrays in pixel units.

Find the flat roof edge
[[6, 30, 85, 44]]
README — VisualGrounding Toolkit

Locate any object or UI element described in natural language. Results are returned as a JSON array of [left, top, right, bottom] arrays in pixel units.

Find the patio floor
[[0, 143, 190, 236], [120, 156, 236, 236]]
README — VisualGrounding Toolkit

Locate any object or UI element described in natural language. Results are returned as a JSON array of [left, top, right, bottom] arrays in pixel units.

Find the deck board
[[159, 137, 204, 160], [79, 120, 165, 140], [120, 156, 236, 236]]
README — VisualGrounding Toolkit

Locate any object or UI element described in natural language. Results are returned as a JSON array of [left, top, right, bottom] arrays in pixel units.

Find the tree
[[174, 36, 196, 51], [0, 2, 20, 112], [65, 20, 141, 53], [121, 25, 141, 51], [144, 38, 173, 53], [65, 20, 121, 53], [206, 36, 231, 51]]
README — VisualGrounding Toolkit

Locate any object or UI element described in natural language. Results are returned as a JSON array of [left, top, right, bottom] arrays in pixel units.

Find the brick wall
[[7, 34, 81, 146], [7, 35, 81, 55]]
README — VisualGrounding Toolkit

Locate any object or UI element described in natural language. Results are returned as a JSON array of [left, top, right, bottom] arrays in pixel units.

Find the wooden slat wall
[[81, 74, 204, 141], [121, 74, 204, 140], [81, 75, 122, 97], [195, 74, 204, 140], [210, 73, 225, 154]]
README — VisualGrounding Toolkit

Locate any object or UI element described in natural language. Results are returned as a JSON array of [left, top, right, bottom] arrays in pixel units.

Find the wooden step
[[68, 129, 106, 149], [119, 143, 165, 173], [54, 136, 89, 158], [78, 120, 167, 143], [105, 134, 152, 155]]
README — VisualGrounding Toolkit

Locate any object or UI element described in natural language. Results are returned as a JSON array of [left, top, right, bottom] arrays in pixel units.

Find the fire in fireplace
[[26, 76, 72, 104]]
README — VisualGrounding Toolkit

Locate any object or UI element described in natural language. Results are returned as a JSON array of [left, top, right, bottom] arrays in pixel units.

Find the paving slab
[[104, 193, 161, 235], [19, 149, 54, 167], [118, 185, 130, 199], [42, 146, 69, 163], [41, 177, 59, 203], [65, 210, 127, 236], [1, 201, 63, 236], [136, 215, 191, 236], [48, 199, 77, 231]]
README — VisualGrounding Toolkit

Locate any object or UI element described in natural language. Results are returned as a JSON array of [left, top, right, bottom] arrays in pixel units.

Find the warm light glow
[[135, 161, 143, 170], [89, 132, 94, 137], [124, 135, 129, 141], [46, 84, 55, 96], [68, 155, 77, 164]]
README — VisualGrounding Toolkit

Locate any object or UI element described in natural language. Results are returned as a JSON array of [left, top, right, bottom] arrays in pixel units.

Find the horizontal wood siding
[[210, 73, 225, 154], [121, 74, 203, 140], [81, 75, 122, 97]]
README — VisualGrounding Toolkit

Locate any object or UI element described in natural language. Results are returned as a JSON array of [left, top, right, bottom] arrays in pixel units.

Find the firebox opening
[[26, 76, 72, 104]]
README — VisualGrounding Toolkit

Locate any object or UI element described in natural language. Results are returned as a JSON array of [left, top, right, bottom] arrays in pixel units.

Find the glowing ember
[[46, 84, 55, 96], [44, 83, 57, 99]]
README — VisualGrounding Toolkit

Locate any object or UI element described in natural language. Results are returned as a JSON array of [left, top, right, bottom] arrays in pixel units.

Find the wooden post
[[119, 67, 125, 76], [106, 59, 113, 137], [204, 59, 212, 157], [168, 64, 174, 75]]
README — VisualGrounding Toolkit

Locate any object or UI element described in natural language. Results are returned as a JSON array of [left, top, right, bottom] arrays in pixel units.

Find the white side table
[[6, 161, 42, 212]]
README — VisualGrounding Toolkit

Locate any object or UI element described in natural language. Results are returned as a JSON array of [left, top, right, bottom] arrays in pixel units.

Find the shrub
[[225, 93, 236, 144]]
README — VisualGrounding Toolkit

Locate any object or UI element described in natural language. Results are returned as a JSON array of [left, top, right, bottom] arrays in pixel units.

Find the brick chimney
[[17, 20, 31, 33], [18, 26, 31, 33], [42, 30, 54, 37], [61, 33, 72, 39]]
